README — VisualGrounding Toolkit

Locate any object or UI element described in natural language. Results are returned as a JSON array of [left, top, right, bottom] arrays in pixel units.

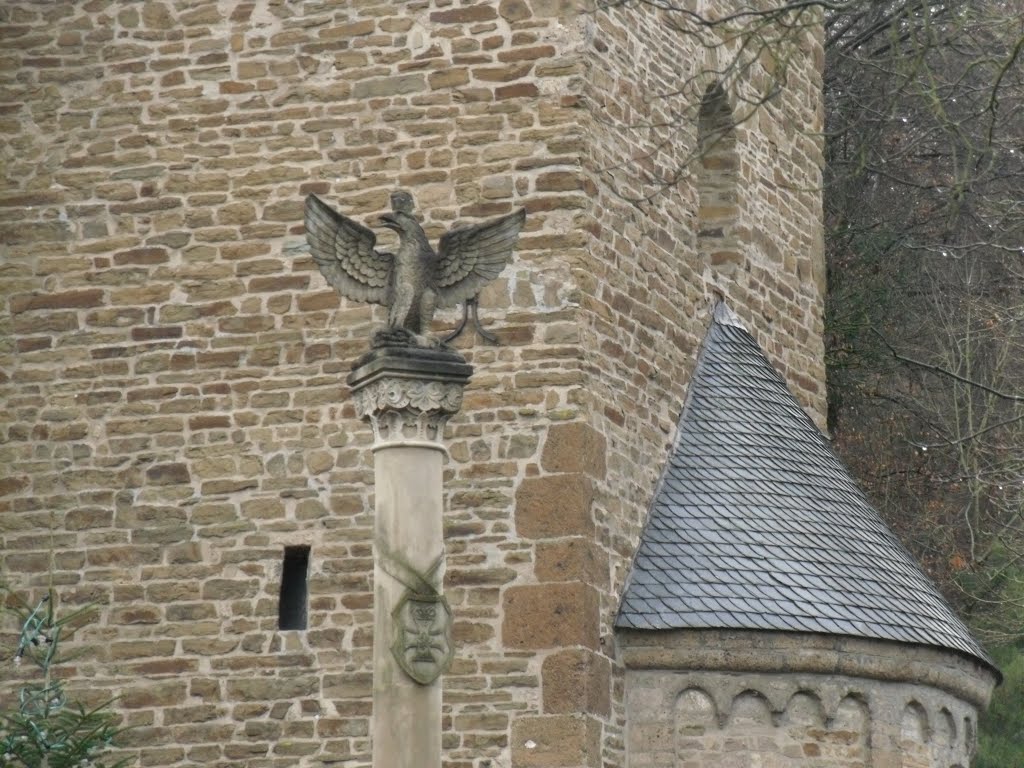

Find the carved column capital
[[347, 345, 473, 449], [352, 376, 465, 446]]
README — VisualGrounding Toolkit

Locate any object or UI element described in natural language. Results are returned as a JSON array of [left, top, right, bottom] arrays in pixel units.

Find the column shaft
[[372, 445, 444, 768]]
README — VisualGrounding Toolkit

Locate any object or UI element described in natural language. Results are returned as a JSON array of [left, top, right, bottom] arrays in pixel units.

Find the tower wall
[[620, 631, 996, 768], [575, 6, 826, 765], [3, 2, 837, 767]]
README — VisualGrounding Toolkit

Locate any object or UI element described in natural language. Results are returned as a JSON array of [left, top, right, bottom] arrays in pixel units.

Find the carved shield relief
[[391, 591, 454, 685]]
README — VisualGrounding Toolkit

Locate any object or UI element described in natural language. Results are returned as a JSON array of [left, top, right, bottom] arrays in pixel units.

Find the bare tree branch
[[872, 328, 1024, 403]]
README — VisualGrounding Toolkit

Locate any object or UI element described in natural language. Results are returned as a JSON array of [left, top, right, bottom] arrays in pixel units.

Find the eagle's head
[[379, 190, 420, 237]]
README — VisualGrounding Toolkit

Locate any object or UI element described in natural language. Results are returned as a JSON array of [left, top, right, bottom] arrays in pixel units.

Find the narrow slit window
[[278, 545, 310, 630]]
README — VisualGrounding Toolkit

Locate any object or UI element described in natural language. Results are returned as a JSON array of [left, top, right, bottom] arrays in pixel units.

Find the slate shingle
[[616, 303, 992, 668]]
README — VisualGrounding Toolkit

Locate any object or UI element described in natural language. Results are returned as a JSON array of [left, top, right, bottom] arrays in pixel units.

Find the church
[[0, 1, 997, 766]]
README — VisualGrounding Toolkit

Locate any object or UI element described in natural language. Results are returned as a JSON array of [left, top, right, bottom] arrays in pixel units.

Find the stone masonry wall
[[572, 5, 826, 767], [1, 2, 826, 768], [626, 670, 980, 768], [620, 631, 994, 768]]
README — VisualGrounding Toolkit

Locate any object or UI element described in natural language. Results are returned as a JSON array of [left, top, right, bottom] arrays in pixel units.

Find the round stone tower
[[616, 305, 999, 767]]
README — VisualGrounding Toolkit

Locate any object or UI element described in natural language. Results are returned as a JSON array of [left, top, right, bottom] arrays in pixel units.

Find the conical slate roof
[[616, 303, 991, 667]]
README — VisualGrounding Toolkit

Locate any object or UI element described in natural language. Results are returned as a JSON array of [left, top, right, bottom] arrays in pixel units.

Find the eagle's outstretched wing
[[304, 194, 393, 304], [434, 208, 526, 308]]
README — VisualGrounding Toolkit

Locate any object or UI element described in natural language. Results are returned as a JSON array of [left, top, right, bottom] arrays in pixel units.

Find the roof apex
[[712, 299, 746, 329]]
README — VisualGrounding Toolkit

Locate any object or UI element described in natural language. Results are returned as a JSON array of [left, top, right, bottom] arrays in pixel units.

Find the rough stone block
[[430, 6, 498, 23], [536, 171, 584, 192], [535, 537, 608, 586], [119, 679, 187, 708], [502, 583, 599, 650], [510, 714, 602, 767], [227, 676, 319, 701], [542, 649, 611, 716], [530, 0, 578, 18], [515, 474, 594, 538], [540, 422, 607, 478], [497, 83, 540, 100], [429, 68, 469, 89], [146, 462, 191, 485], [352, 74, 426, 99], [499, 0, 531, 21], [10, 289, 104, 314]]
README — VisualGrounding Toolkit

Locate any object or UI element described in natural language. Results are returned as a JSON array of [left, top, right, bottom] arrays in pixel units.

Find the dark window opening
[[278, 545, 310, 630]]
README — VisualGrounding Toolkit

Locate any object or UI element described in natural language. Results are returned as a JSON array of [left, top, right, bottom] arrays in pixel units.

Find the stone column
[[348, 345, 472, 768]]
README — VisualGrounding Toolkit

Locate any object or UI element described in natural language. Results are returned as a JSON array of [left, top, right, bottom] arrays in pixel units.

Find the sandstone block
[[542, 649, 611, 716], [218, 315, 274, 333], [429, 68, 470, 89], [13, 312, 78, 333], [430, 6, 498, 23], [262, 200, 304, 222], [510, 715, 602, 767], [87, 546, 161, 567], [497, 83, 540, 100], [110, 605, 162, 625], [502, 582, 599, 650], [454, 621, 496, 643], [540, 422, 607, 478], [237, 61, 267, 79], [499, 0, 531, 21], [16, 337, 51, 352], [10, 289, 104, 314], [147, 582, 201, 603], [528, 0, 577, 19], [515, 473, 593, 538], [201, 578, 258, 600], [321, 20, 374, 39], [536, 171, 584, 192], [474, 63, 533, 82], [145, 463, 190, 485], [166, 602, 217, 621], [65, 507, 113, 529], [535, 538, 607, 586], [0, 221, 70, 244], [113, 247, 168, 265], [227, 676, 319, 701], [131, 326, 182, 341], [0, 191, 64, 207], [189, 415, 230, 430], [499, 46, 556, 63], [163, 704, 224, 725], [182, 638, 240, 656], [133, 525, 193, 545], [249, 275, 308, 292], [352, 74, 425, 99], [120, 680, 188, 708]]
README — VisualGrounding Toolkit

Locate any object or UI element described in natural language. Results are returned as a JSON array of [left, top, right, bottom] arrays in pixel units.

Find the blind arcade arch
[[696, 83, 741, 273]]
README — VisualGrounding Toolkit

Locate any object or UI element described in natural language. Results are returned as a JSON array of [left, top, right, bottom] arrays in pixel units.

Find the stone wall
[[620, 631, 996, 768], [627, 673, 977, 768], [1, 2, 826, 767], [573, 5, 826, 766]]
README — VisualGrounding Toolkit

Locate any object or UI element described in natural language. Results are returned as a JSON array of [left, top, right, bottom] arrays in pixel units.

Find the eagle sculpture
[[304, 191, 526, 345]]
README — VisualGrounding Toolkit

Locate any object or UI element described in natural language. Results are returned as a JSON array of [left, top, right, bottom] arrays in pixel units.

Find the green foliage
[[976, 645, 1024, 768], [0, 591, 128, 768]]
